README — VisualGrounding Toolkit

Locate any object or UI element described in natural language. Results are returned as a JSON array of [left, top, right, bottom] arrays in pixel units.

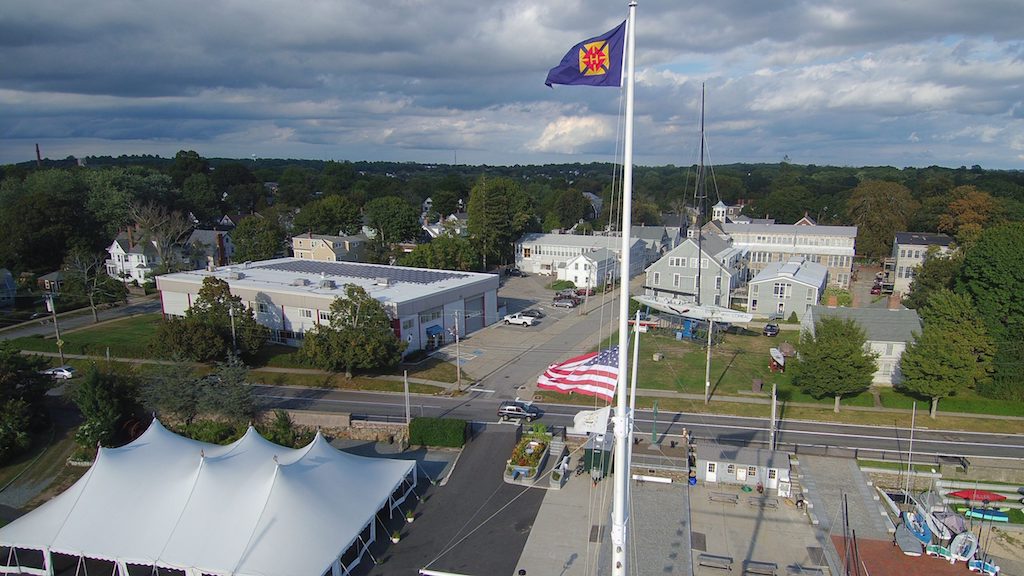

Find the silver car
[[41, 365, 76, 379]]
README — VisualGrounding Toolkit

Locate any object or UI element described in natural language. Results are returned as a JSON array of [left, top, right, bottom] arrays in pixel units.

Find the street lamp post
[[46, 294, 65, 364]]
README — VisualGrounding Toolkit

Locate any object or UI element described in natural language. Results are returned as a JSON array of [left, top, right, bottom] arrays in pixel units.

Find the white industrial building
[[514, 233, 646, 279], [155, 258, 499, 353]]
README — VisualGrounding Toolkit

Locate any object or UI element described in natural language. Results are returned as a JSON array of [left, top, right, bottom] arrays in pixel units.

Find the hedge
[[409, 417, 467, 448]]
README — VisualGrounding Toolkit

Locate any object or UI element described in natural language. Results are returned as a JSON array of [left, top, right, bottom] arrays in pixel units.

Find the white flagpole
[[611, 2, 637, 575]]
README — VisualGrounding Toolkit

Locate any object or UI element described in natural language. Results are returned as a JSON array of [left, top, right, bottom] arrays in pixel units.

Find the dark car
[[762, 323, 780, 337], [506, 267, 524, 277], [870, 285, 882, 295], [521, 309, 545, 319], [552, 298, 579, 309], [497, 399, 541, 422]]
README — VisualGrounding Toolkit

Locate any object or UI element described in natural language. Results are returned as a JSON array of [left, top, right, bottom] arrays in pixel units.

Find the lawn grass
[[248, 370, 443, 394], [10, 314, 161, 358], [878, 388, 1024, 417]]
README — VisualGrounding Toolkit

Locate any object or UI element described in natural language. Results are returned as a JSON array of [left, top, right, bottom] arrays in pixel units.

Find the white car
[[502, 313, 535, 327], [41, 365, 76, 380]]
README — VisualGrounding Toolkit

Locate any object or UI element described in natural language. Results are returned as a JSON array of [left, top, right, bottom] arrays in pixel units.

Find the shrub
[[787, 311, 799, 324], [179, 420, 245, 444], [409, 417, 466, 448]]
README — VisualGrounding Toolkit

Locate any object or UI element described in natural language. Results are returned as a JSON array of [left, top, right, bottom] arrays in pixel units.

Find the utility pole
[[704, 318, 714, 404], [453, 312, 462, 392], [46, 294, 65, 364], [404, 370, 411, 425], [229, 305, 238, 353], [769, 382, 778, 451]]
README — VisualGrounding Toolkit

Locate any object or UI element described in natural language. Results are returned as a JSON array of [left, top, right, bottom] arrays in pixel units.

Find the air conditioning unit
[[291, 278, 310, 286], [227, 271, 245, 280], [319, 279, 336, 289], [375, 277, 390, 286]]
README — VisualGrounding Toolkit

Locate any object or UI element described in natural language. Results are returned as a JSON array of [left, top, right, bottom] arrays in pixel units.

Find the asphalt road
[[0, 297, 162, 340], [252, 385, 1024, 462]]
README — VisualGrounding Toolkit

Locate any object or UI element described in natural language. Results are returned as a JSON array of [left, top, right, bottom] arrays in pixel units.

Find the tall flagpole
[[611, 2, 637, 575]]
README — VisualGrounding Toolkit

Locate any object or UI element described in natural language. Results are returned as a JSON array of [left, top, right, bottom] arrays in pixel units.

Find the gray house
[[643, 232, 748, 308], [630, 225, 673, 264], [747, 257, 828, 320], [696, 443, 792, 495], [802, 305, 922, 386]]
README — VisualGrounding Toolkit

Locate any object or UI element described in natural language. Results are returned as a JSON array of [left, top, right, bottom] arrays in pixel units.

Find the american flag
[[536, 346, 619, 402]]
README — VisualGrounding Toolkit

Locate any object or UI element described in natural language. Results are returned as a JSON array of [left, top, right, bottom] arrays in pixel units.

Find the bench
[[747, 497, 780, 509], [697, 554, 733, 571], [709, 492, 740, 504], [743, 560, 778, 576], [786, 566, 826, 576]]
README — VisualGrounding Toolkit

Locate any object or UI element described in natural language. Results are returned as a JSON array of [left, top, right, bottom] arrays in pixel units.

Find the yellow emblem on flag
[[578, 40, 611, 76]]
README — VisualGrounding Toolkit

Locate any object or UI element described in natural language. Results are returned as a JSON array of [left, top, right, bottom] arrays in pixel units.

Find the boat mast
[[611, 2, 637, 575]]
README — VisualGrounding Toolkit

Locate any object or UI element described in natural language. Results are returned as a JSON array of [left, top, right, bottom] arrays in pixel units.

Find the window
[[402, 318, 415, 330], [701, 258, 709, 268], [707, 462, 716, 473], [747, 466, 757, 476], [751, 285, 759, 296], [914, 250, 921, 259], [898, 266, 904, 278], [768, 469, 777, 480], [807, 288, 814, 301], [318, 311, 331, 322], [727, 464, 735, 474], [523, 248, 531, 258], [669, 257, 682, 267], [256, 302, 269, 314], [751, 299, 758, 310], [673, 274, 680, 288], [773, 282, 791, 298], [652, 272, 660, 285], [299, 308, 313, 319], [689, 257, 698, 268], [715, 276, 722, 290], [900, 249, 906, 258]]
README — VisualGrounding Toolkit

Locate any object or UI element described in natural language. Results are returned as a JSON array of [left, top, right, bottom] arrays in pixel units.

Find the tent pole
[[358, 535, 379, 566]]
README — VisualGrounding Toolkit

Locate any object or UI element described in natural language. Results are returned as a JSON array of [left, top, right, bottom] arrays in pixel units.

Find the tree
[[129, 202, 193, 273], [140, 363, 202, 426], [293, 195, 362, 236], [86, 167, 174, 238], [899, 291, 993, 417], [0, 343, 52, 463], [793, 317, 877, 412], [937, 185, 1001, 246], [300, 284, 406, 377], [429, 189, 460, 220], [232, 216, 285, 261], [400, 236, 481, 271], [364, 196, 421, 246], [181, 173, 220, 223], [72, 364, 138, 451], [467, 177, 537, 269], [276, 166, 315, 207], [167, 150, 210, 188], [199, 354, 255, 423], [63, 247, 128, 323], [154, 277, 268, 361], [845, 180, 917, 259], [551, 189, 590, 228], [903, 247, 963, 310]]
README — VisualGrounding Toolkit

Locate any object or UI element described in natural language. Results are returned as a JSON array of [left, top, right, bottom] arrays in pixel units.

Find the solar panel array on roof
[[255, 259, 470, 285]]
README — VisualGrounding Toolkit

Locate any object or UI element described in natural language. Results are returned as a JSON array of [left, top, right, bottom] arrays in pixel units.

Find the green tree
[[400, 236, 481, 271], [232, 216, 285, 261], [72, 365, 138, 451], [845, 180, 917, 259], [937, 185, 1002, 246], [467, 177, 537, 269], [140, 363, 202, 426], [154, 277, 268, 361], [551, 189, 590, 228], [300, 284, 406, 377], [900, 290, 993, 417], [276, 166, 315, 207], [318, 161, 357, 197], [956, 222, 1024, 397], [293, 195, 362, 236], [181, 173, 221, 223], [429, 189, 460, 220], [364, 196, 421, 245], [0, 343, 52, 463], [903, 247, 963, 310], [199, 354, 255, 423], [167, 150, 210, 188], [794, 317, 877, 412]]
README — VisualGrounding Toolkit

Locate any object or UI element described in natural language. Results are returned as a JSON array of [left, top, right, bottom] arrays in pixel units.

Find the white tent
[[0, 420, 416, 576]]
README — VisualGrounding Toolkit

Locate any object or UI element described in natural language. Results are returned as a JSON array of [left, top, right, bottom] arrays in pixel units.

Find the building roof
[[723, 222, 857, 237], [894, 232, 954, 247], [750, 257, 828, 288], [38, 271, 64, 282], [571, 248, 616, 265], [517, 232, 641, 251], [630, 225, 669, 241], [157, 257, 496, 306], [293, 232, 368, 244], [695, 443, 789, 470], [807, 305, 922, 343], [0, 419, 413, 576], [186, 229, 229, 246]]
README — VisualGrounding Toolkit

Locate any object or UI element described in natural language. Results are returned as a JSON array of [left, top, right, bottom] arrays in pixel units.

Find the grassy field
[[10, 314, 161, 358]]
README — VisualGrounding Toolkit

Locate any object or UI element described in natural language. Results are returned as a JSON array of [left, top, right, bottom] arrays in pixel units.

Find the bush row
[[409, 417, 467, 448]]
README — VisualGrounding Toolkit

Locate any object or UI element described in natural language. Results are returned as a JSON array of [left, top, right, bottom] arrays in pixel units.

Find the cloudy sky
[[2, 0, 1023, 168]]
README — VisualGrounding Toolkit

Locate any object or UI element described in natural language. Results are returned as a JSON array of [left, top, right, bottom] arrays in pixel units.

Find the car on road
[[505, 267, 525, 277], [762, 323, 780, 337], [870, 284, 882, 295], [520, 309, 545, 319], [497, 399, 541, 422], [41, 365, 76, 379], [503, 312, 535, 326], [551, 298, 579, 309]]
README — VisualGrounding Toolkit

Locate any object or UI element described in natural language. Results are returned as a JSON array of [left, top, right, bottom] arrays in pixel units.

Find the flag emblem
[[536, 346, 619, 402], [545, 21, 627, 88], [579, 40, 611, 76]]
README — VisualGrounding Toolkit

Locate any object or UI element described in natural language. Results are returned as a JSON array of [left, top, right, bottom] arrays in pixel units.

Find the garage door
[[464, 296, 484, 333]]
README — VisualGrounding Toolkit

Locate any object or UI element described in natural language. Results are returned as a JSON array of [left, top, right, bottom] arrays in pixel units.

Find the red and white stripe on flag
[[536, 346, 619, 402]]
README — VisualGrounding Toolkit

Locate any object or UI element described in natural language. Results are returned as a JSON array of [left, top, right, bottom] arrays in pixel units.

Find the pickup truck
[[502, 313, 535, 326]]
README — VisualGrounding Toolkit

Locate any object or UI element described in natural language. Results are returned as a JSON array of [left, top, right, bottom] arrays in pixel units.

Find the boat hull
[[950, 531, 979, 562]]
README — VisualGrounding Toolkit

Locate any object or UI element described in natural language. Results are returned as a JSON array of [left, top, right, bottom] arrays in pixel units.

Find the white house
[[515, 233, 646, 279], [695, 443, 791, 496], [155, 258, 500, 354], [802, 305, 922, 386], [105, 232, 161, 284], [559, 249, 617, 289], [890, 232, 954, 294], [747, 257, 828, 320], [721, 220, 857, 288]]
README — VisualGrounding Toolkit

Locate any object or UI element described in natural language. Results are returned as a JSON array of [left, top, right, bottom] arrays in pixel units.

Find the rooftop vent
[[375, 277, 390, 286], [291, 278, 310, 286], [227, 270, 245, 280], [319, 279, 336, 289]]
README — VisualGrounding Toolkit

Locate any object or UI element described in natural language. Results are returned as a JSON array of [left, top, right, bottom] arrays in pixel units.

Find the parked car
[[551, 298, 579, 309], [870, 285, 882, 295], [506, 267, 524, 277], [497, 399, 541, 422], [521, 309, 545, 319], [575, 287, 595, 296], [762, 323, 780, 337], [41, 365, 76, 380], [555, 288, 578, 298], [503, 312, 535, 326]]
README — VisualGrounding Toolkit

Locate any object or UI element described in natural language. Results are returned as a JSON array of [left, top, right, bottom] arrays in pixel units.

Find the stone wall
[[261, 409, 409, 450]]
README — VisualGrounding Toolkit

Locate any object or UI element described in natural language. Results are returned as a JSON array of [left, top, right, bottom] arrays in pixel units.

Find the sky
[[2, 0, 1023, 169]]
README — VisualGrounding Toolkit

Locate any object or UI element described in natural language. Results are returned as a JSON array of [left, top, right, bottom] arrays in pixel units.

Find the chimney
[[216, 233, 226, 266], [888, 293, 901, 310]]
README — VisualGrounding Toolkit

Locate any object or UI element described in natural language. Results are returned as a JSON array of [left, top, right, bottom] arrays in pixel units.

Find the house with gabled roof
[[802, 305, 922, 386], [514, 233, 646, 278], [291, 232, 368, 262], [890, 232, 954, 294], [105, 231, 161, 284], [747, 257, 827, 320], [184, 229, 234, 268], [643, 232, 748, 309], [559, 248, 617, 289]]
